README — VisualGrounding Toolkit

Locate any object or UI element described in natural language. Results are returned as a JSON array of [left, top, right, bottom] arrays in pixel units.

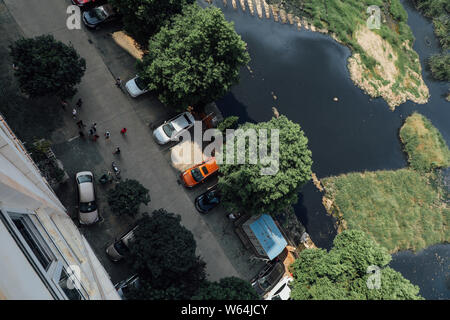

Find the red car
[[72, 0, 107, 9]]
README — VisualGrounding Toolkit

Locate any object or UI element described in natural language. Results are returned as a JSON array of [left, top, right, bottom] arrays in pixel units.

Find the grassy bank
[[400, 112, 450, 171], [266, 0, 429, 108], [321, 113, 450, 253]]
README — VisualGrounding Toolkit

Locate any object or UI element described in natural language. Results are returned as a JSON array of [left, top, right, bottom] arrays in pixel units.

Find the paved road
[[3, 0, 247, 282]]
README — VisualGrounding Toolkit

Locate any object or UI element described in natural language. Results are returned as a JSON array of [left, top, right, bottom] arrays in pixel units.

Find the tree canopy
[[9, 35, 86, 99], [138, 4, 250, 110], [290, 230, 423, 300], [110, 0, 194, 47], [128, 209, 206, 299], [107, 179, 150, 216], [218, 115, 313, 215], [192, 277, 259, 300]]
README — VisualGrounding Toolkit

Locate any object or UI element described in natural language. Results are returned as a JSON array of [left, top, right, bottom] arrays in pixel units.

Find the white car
[[76, 171, 99, 225], [125, 76, 149, 98], [153, 112, 195, 145], [264, 275, 293, 300]]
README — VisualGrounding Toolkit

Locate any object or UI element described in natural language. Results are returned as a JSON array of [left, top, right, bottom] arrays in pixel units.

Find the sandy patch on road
[[111, 31, 144, 61]]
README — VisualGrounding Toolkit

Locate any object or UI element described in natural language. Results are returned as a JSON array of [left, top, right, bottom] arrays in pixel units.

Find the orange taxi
[[181, 157, 219, 188]]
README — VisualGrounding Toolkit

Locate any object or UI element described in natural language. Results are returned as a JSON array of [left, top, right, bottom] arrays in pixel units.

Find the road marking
[[68, 136, 80, 142]]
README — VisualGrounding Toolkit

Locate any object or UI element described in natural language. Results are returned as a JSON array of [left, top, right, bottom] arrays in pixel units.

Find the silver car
[[105, 226, 137, 261], [76, 171, 99, 225], [125, 75, 149, 98], [153, 112, 195, 145]]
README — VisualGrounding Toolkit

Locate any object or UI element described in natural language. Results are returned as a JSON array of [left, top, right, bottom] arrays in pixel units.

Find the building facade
[[0, 115, 119, 300]]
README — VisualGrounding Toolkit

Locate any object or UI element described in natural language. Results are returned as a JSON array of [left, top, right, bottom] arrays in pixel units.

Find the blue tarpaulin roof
[[249, 214, 287, 260]]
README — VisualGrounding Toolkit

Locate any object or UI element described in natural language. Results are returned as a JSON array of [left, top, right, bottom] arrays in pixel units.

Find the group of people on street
[[61, 88, 127, 156]]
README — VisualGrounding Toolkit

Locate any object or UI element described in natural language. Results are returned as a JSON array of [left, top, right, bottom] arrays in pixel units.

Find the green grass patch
[[400, 113, 450, 172], [322, 169, 450, 253], [322, 113, 450, 253]]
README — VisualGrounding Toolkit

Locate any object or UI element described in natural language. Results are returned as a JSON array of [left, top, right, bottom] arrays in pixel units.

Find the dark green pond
[[204, 0, 449, 299]]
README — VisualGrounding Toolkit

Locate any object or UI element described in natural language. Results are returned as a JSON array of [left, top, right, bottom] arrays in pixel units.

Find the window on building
[[0, 209, 87, 300]]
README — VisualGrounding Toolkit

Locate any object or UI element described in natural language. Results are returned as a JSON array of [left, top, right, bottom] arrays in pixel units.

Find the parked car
[[71, 0, 107, 10], [195, 184, 221, 213], [82, 4, 120, 29], [115, 274, 139, 300], [251, 260, 286, 299], [76, 171, 99, 225], [181, 157, 219, 188], [105, 226, 137, 262], [153, 112, 195, 145], [264, 275, 293, 300], [125, 76, 149, 98]]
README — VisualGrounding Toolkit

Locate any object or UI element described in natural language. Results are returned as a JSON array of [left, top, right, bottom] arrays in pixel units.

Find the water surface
[[207, 0, 449, 299]]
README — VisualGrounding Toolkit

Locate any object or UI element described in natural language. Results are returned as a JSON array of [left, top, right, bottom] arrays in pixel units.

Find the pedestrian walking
[[120, 127, 127, 135], [72, 108, 77, 119], [115, 77, 122, 88], [79, 131, 85, 138], [91, 123, 97, 133], [89, 128, 94, 136], [104, 131, 110, 139], [76, 98, 83, 109], [113, 147, 120, 155], [76, 120, 85, 129], [61, 100, 68, 111]]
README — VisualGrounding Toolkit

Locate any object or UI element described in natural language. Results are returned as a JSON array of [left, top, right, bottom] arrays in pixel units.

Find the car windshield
[[201, 166, 209, 175], [134, 77, 147, 91], [191, 168, 204, 182], [205, 191, 219, 204], [79, 201, 97, 213], [113, 240, 129, 256], [77, 175, 92, 184], [93, 7, 107, 20], [257, 275, 273, 290], [162, 123, 175, 137]]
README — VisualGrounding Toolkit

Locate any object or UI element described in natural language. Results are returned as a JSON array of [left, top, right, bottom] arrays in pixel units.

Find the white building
[[0, 115, 119, 300]]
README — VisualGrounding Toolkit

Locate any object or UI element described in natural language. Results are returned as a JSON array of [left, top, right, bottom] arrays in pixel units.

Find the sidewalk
[[3, 0, 256, 282]]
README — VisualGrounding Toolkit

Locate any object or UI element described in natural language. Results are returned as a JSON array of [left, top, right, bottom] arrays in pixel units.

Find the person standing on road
[[76, 120, 85, 129], [76, 98, 83, 109], [91, 123, 97, 133], [104, 131, 110, 139], [61, 100, 68, 111], [72, 108, 77, 119], [113, 147, 120, 155], [115, 78, 122, 88], [120, 127, 127, 135]]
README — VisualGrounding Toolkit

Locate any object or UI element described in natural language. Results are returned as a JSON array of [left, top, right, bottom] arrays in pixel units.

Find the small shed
[[242, 214, 288, 260]]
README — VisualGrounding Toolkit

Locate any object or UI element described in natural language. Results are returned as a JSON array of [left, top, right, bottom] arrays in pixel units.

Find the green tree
[[128, 209, 206, 299], [138, 4, 250, 110], [110, 0, 194, 47], [218, 115, 313, 215], [107, 179, 150, 216], [192, 277, 259, 300], [290, 230, 423, 300], [217, 116, 240, 134], [428, 53, 450, 82], [9, 35, 86, 100]]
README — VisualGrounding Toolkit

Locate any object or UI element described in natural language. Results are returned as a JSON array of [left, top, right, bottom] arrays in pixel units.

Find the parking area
[[1, 0, 265, 286]]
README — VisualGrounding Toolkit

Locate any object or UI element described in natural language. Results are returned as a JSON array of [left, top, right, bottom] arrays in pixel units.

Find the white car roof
[[171, 112, 194, 132]]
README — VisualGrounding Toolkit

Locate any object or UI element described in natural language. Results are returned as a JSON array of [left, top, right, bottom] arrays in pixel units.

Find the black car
[[82, 4, 120, 29], [72, 0, 108, 10], [194, 185, 221, 213], [251, 260, 285, 298]]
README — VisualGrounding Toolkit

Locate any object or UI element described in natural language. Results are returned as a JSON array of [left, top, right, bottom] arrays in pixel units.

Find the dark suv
[[251, 260, 285, 298]]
